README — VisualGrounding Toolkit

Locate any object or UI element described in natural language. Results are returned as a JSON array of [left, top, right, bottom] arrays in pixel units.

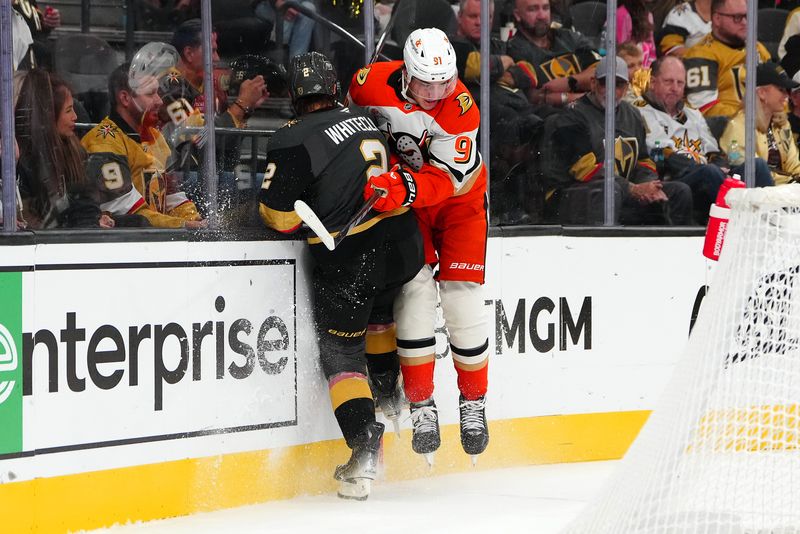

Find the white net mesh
[[566, 184, 800, 534]]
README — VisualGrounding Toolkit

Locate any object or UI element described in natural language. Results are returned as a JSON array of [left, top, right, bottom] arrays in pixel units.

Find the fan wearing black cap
[[542, 55, 693, 225], [720, 62, 800, 186]]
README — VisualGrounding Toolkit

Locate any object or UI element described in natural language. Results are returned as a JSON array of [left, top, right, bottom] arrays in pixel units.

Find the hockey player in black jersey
[[258, 52, 424, 500]]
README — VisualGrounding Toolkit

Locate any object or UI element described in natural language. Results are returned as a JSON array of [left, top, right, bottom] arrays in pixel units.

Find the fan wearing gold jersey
[[683, 0, 770, 118]]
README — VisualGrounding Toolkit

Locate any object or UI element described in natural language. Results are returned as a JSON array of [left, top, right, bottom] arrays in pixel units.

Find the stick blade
[[294, 200, 335, 251]]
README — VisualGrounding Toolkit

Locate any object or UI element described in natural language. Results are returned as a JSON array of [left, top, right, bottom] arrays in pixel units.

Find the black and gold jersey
[[544, 95, 657, 191], [683, 34, 771, 117], [506, 28, 599, 84], [258, 106, 414, 251]]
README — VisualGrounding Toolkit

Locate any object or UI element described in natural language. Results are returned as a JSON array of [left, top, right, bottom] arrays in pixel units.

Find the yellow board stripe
[[2, 410, 651, 533], [329, 376, 373, 410], [366, 325, 397, 354]]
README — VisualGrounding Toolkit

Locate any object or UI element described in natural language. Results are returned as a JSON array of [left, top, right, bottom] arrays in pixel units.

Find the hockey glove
[[364, 165, 417, 212]]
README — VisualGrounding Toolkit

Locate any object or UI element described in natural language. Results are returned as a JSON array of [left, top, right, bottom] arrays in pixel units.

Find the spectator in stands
[[787, 71, 800, 149], [82, 63, 205, 229], [617, 42, 650, 102], [779, 6, 800, 61], [658, 0, 712, 57], [720, 62, 800, 186], [15, 69, 115, 229], [13, 0, 60, 69], [543, 55, 692, 225], [615, 0, 656, 68], [161, 19, 267, 139], [683, 0, 771, 118], [254, 0, 317, 59], [634, 56, 735, 223], [651, 0, 682, 32], [450, 0, 515, 99], [781, 35, 800, 78], [157, 20, 270, 222], [11, 7, 35, 70], [507, 0, 600, 114]]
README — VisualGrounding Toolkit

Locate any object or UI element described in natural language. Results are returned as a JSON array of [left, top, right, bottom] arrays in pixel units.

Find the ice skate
[[459, 395, 488, 464], [369, 370, 406, 436], [410, 398, 440, 466], [335, 421, 384, 500]]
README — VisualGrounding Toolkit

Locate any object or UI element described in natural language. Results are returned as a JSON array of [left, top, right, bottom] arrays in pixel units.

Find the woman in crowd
[[616, 0, 656, 68], [15, 69, 115, 229], [720, 62, 797, 186]]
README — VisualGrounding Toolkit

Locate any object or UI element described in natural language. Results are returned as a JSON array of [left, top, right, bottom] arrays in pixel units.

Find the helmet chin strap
[[400, 69, 416, 105]]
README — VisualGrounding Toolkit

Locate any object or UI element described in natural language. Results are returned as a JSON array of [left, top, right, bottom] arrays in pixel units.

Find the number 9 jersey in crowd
[[348, 60, 488, 284]]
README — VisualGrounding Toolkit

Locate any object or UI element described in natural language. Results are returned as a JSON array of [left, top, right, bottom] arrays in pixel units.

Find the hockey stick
[[369, 0, 403, 65], [294, 189, 382, 251]]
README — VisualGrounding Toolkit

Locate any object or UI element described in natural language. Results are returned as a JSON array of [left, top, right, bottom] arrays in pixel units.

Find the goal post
[[566, 185, 800, 534]]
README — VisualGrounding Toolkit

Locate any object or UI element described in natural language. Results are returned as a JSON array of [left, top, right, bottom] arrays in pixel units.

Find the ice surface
[[90, 461, 616, 534]]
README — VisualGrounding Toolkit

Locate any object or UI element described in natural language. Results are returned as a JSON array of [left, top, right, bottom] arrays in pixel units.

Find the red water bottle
[[703, 174, 745, 260]]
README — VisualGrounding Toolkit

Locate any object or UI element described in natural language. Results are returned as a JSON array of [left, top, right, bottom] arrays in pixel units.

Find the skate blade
[[337, 478, 371, 501], [390, 418, 401, 437], [471, 454, 478, 467]]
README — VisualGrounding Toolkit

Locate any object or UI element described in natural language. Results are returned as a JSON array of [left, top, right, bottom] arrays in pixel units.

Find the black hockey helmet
[[228, 54, 288, 98], [288, 51, 340, 109]]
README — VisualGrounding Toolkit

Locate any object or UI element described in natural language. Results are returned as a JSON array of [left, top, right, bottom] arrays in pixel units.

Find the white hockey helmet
[[402, 28, 458, 103], [129, 42, 179, 93]]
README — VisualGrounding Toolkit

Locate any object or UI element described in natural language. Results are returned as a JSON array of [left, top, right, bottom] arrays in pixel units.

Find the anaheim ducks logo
[[614, 136, 638, 180], [540, 54, 579, 81], [455, 92, 473, 115], [386, 123, 429, 171], [356, 67, 371, 86]]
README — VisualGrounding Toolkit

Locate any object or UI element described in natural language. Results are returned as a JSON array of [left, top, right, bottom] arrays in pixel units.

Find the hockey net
[[567, 185, 800, 534]]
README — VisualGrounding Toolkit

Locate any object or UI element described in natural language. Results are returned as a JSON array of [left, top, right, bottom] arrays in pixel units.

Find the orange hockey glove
[[364, 165, 417, 212]]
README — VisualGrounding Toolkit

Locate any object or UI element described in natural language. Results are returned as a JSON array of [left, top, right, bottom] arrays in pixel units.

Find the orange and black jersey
[[258, 105, 415, 252], [348, 61, 486, 207]]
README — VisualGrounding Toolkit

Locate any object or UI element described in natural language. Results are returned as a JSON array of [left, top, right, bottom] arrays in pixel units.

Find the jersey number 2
[[360, 139, 388, 180]]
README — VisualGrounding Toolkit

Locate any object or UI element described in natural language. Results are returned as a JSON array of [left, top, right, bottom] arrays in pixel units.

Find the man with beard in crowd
[[506, 0, 599, 115], [683, 0, 770, 118]]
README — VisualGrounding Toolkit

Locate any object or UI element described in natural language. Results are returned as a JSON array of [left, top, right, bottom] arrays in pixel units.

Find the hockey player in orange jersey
[[348, 27, 490, 464]]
